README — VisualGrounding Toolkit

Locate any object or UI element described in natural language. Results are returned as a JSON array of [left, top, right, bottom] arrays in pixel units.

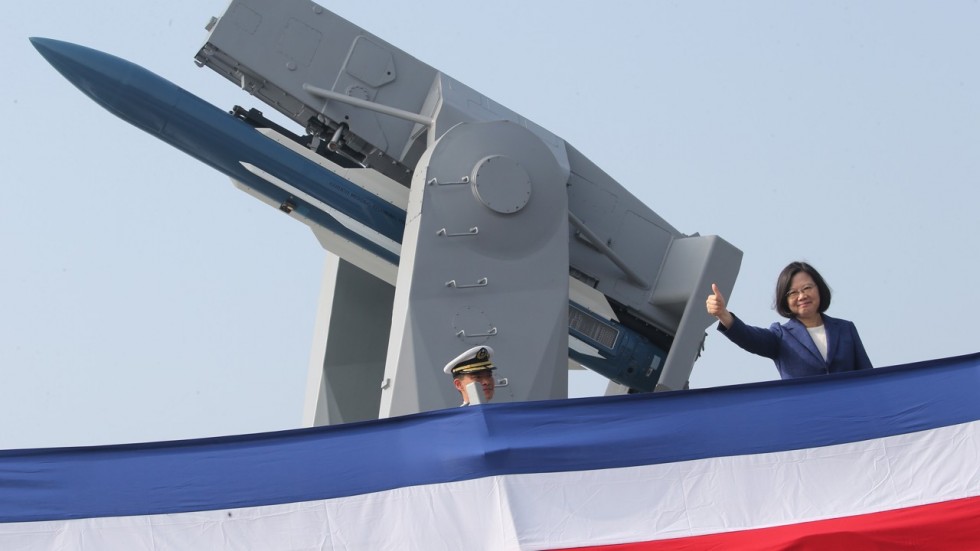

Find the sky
[[2, 1, 978, 450]]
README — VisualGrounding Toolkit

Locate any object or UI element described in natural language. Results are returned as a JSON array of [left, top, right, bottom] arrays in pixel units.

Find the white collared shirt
[[806, 324, 829, 361]]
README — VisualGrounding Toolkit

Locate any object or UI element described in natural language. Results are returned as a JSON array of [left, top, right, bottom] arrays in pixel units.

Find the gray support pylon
[[380, 121, 571, 416], [303, 254, 394, 425]]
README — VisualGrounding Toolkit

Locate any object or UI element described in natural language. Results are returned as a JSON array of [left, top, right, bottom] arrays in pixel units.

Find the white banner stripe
[[4, 421, 979, 551]]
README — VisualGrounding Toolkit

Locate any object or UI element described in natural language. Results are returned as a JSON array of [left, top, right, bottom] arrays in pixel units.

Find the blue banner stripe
[[2, 352, 978, 522]]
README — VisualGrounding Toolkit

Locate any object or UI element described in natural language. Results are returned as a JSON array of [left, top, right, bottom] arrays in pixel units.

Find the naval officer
[[444, 346, 496, 406]]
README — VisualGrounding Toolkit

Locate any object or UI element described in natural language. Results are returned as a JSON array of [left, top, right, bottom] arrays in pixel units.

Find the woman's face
[[786, 272, 821, 321]]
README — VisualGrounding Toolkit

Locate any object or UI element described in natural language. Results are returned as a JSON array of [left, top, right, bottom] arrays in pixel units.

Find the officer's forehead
[[462, 370, 493, 378]]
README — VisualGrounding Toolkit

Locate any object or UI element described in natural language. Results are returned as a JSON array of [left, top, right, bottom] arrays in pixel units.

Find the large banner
[[3, 353, 979, 550]]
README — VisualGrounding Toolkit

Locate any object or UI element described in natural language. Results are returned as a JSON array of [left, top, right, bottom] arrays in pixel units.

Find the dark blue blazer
[[718, 313, 873, 379]]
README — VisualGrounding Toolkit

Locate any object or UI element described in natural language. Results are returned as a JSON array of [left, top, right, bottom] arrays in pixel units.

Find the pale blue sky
[[2, 1, 978, 449]]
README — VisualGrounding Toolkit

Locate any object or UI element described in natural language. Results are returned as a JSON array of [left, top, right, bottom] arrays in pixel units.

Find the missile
[[30, 37, 405, 270], [30, 37, 729, 394]]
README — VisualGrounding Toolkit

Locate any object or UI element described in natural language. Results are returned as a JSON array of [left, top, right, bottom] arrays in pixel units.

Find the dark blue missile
[[30, 37, 404, 266], [30, 38, 671, 391]]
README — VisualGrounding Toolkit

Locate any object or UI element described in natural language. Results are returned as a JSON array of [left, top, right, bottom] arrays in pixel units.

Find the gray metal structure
[[195, 0, 742, 424]]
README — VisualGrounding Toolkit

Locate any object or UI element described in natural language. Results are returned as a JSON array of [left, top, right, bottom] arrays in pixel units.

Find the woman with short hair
[[706, 261, 873, 379]]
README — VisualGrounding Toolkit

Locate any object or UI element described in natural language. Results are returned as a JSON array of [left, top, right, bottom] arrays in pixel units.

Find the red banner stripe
[[566, 495, 980, 551]]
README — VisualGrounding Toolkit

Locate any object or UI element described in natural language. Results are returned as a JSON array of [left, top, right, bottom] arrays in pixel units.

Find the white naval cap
[[443, 346, 496, 375]]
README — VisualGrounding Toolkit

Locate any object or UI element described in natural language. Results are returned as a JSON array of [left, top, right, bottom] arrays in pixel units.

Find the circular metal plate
[[471, 155, 532, 214]]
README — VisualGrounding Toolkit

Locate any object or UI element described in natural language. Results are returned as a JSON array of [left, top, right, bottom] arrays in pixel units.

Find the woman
[[706, 261, 873, 379]]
